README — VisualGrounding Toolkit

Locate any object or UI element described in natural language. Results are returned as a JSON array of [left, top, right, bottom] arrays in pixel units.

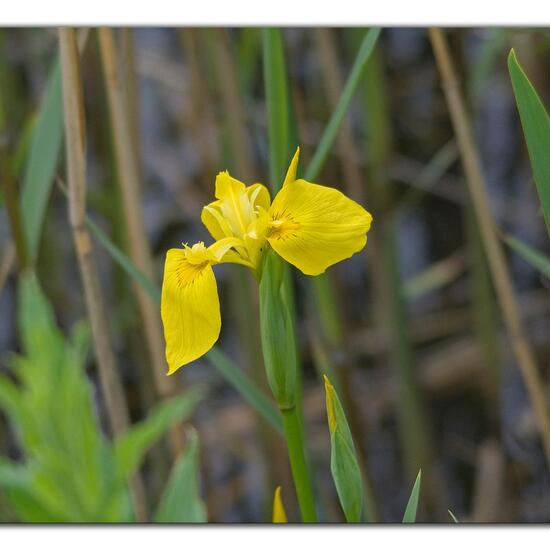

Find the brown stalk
[[211, 29, 255, 182], [429, 27, 550, 469], [471, 439, 506, 522], [97, 28, 184, 455], [178, 29, 218, 188], [58, 27, 148, 521]]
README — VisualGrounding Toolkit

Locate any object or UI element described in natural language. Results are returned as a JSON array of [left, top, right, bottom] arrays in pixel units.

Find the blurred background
[[0, 27, 550, 523]]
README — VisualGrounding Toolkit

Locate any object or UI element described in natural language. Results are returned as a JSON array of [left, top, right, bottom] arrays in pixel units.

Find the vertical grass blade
[[402, 469, 422, 523], [508, 49, 550, 237], [263, 28, 291, 188], [19, 62, 64, 263]]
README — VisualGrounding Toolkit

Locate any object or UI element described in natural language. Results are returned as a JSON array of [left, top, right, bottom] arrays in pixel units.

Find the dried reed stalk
[[58, 27, 148, 521], [429, 27, 550, 469], [211, 29, 255, 182], [97, 28, 184, 455]]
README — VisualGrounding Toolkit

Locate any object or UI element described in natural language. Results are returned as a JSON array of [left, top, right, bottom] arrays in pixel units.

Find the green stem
[[281, 406, 317, 522]]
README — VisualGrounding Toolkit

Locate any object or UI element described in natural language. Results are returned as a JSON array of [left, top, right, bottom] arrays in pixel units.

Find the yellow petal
[[268, 179, 373, 276], [161, 248, 220, 374], [282, 147, 300, 187], [201, 202, 231, 241], [247, 183, 271, 211], [272, 486, 288, 523]]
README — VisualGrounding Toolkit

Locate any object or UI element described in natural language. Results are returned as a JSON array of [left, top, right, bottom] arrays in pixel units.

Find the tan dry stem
[[97, 28, 185, 455], [58, 27, 148, 521], [429, 27, 550, 470]]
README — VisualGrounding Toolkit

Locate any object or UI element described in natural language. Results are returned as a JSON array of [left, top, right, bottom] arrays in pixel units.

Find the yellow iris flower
[[161, 148, 373, 374]]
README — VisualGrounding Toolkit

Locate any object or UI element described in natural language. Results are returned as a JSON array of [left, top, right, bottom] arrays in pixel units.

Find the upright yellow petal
[[268, 179, 373, 276], [282, 147, 300, 187], [201, 202, 231, 241], [161, 249, 221, 374], [272, 486, 288, 523]]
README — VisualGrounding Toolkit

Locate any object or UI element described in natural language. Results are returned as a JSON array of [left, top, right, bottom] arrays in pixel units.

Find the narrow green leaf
[[207, 347, 283, 434], [504, 234, 550, 279], [19, 61, 64, 262], [86, 216, 161, 303], [402, 469, 422, 523], [86, 215, 283, 434], [305, 27, 381, 181], [154, 429, 207, 523], [324, 375, 365, 523], [114, 391, 204, 482], [262, 28, 290, 189], [508, 49, 550, 236]]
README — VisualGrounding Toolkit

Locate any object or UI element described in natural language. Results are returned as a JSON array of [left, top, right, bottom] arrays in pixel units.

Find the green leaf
[[85, 216, 283, 434], [402, 469, 422, 523], [154, 429, 207, 523], [305, 27, 381, 181], [19, 61, 64, 262], [114, 391, 204, 481], [508, 49, 550, 236], [86, 216, 161, 303], [504, 234, 550, 279], [207, 348, 283, 434], [324, 375, 364, 523], [262, 28, 291, 189]]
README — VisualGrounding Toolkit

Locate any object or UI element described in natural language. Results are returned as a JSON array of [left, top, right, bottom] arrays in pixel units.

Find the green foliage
[[0, 272, 200, 522], [113, 391, 204, 483], [19, 61, 64, 263], [402, 469, 422, 523], [154, 429, 207, 523], [504, 234, 550, 279], [508, 49, 550, 236], [323, 376, 364, 523], [262, 28, 292, 189]]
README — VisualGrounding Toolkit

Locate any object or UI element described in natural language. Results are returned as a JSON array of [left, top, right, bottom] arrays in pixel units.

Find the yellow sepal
[[161, 248, 221, 374]]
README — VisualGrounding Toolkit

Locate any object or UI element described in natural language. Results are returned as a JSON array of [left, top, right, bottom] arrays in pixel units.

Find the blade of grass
[[20, 62, 63, 263], [19, 30, 88, 265], [402, 469, 422, 523], [503, 234, 550, 279], [508, 49, 550, 236]]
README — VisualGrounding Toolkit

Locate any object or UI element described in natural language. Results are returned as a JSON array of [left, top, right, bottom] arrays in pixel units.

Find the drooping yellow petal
[[282, 147, 300, 187], [161, 248, 221, 374], [272, 486, 288, 523], [268, 179, 373, 276]]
